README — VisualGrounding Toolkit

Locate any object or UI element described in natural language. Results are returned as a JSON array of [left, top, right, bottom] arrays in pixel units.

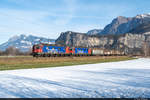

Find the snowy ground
[[0, 58, 150, 98]]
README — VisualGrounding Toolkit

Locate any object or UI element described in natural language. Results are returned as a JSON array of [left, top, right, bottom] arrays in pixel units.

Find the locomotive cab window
[[36, 47, 40, 49]]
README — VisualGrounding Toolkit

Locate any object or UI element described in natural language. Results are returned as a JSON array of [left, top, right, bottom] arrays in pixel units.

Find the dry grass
[[0, 56, 135, 71]]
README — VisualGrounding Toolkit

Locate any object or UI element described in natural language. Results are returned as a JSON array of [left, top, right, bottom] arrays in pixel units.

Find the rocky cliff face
[[118, 33, 150, 55], [56, 31, 114, 48], [118, 34, 145, 49], [56, 31, 150, 55]]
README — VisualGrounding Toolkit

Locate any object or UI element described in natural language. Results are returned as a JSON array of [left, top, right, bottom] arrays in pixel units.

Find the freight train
[[32, 43, 125, 57]]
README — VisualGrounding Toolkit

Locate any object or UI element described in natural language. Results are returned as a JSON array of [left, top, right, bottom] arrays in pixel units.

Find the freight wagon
[[92, 48, 104, 56]]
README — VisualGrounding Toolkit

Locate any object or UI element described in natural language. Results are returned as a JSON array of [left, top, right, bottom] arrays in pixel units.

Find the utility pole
[[48, 38, 50, 44], [39, 39, 41, 44], [143, 39, 150, 57]]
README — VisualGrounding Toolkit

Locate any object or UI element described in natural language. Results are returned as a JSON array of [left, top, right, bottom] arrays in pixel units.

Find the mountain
[[56, 31, 150, 55], [95, 13, 150, 35], [0, 34, 55, 52], [87, 29, 102, 35]]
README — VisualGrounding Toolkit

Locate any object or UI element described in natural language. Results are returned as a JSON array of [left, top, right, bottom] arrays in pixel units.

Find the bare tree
[[0, 50, 3, 56], [4, 46, 20, 56], [23, 47, 32, 55]]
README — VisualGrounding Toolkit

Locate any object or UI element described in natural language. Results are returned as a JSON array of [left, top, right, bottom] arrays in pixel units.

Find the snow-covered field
[[0, 58, 150, 98]]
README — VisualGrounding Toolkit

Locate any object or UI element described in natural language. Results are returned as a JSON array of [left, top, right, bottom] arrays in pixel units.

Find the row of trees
[[0, 46, 32, 56]]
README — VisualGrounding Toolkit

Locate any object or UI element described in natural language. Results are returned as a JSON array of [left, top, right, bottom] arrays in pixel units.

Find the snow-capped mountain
[[135, 13, 150, 19], [0, 34, 55, 52], [90, 13, 150, 35]]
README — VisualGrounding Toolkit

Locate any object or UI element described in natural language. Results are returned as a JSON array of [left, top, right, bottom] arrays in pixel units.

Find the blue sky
[[0, 0, 150, 44]]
